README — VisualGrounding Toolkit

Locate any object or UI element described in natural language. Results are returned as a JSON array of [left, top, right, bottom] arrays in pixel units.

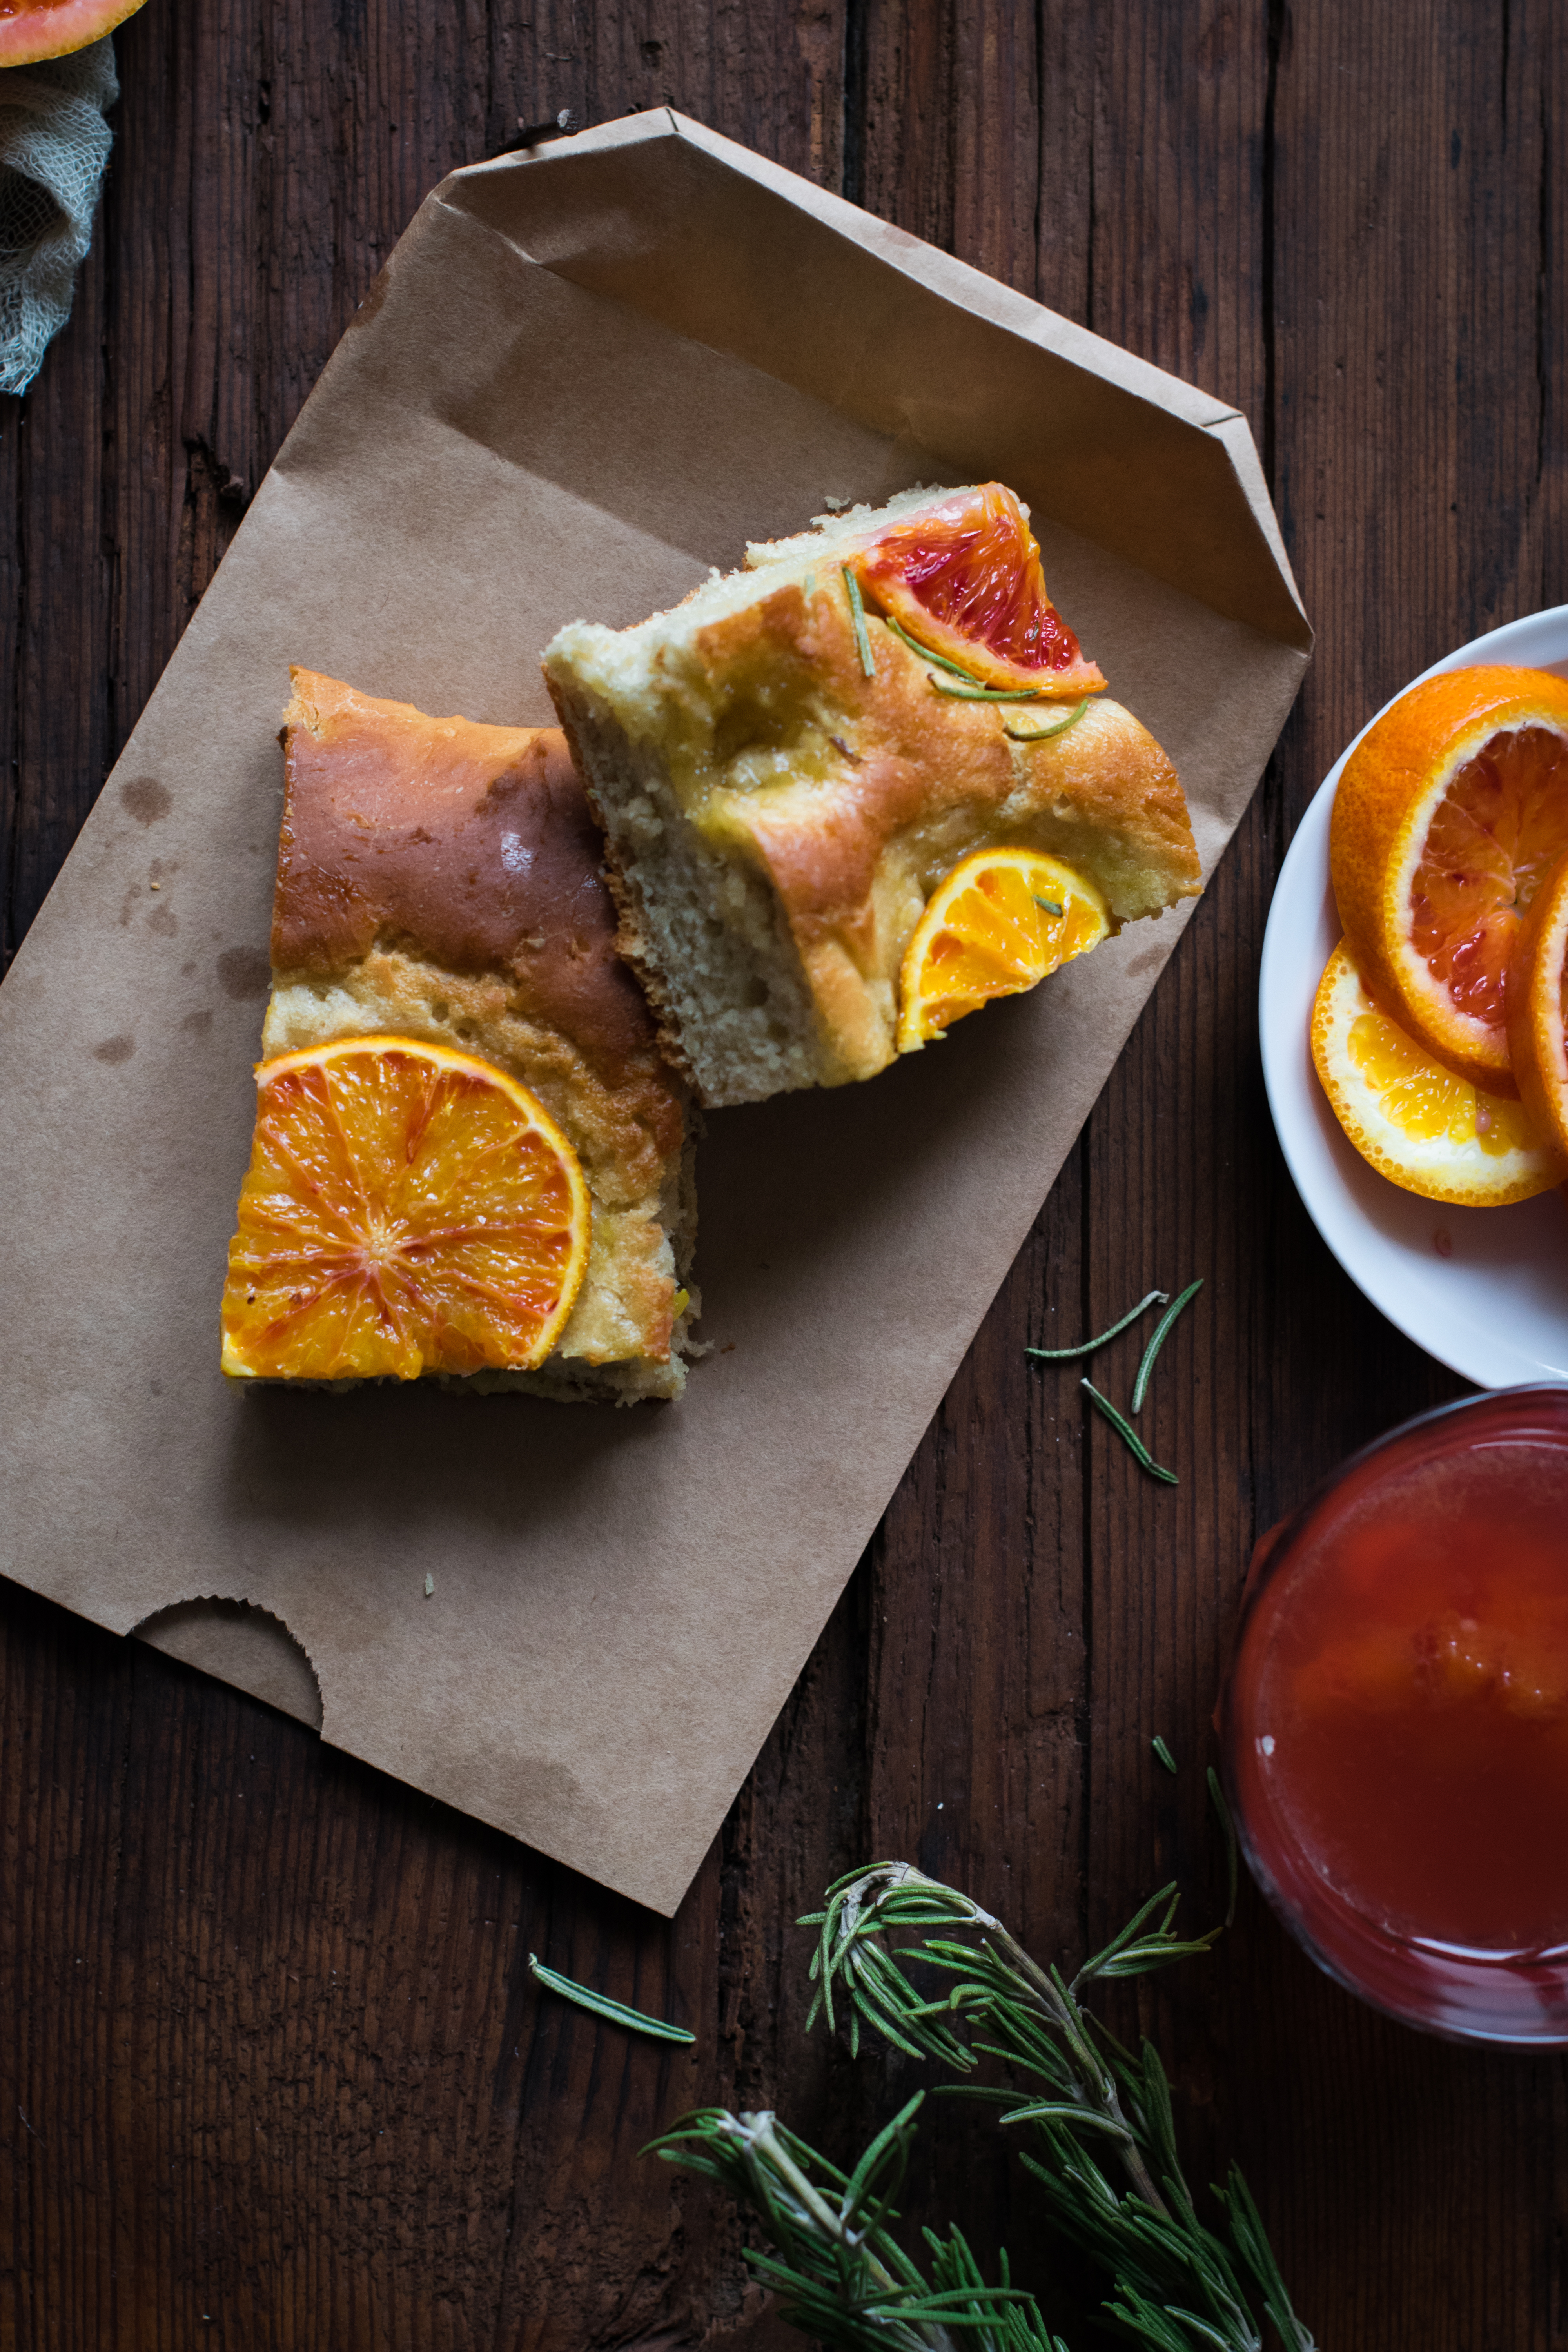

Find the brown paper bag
[[0, 112, 1308, 1915]]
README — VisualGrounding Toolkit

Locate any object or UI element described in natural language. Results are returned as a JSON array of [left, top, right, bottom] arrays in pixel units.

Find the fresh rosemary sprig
[[802, 1863, 1317, 2352], [648, 2093, 1065, 2352], [528, 1953, 695, 2043]]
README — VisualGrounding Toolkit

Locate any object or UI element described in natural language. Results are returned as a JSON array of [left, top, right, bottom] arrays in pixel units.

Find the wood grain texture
[[4, 0, 1568, 2345]]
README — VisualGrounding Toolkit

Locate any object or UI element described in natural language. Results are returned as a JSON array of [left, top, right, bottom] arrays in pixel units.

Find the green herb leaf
[[884, 609, 992, 682], [1081, 1380, 1179, 1484], [1152, 1735, 1177, 1774], [930, 674, 1052, 702], [528, 1953, 695, 2044], [1034, 897, 1064, 916], [1026, 1288, 1168, 1361], [842, 564, 877, 679], [777, 1857, 1310, 2352], [1004, 699, 1090, 744], [1130, 1279, 1205, 1412]]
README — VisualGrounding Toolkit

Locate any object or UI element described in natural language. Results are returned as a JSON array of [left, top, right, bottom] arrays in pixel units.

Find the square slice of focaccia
[[544, 484, 1202, 1107], [234, 668, 696, 1402]]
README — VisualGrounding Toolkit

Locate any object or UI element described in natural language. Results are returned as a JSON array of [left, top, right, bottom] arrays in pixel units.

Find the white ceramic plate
[[1259, 607, 1568, 1388]]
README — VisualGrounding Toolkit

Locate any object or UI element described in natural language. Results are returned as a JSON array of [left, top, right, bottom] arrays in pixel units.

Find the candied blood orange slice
[[1508, 847, 1568, 1164], [1310, 939, 1563, 1206], [851, 483, 1106, 697], [1330, 665, 1568, 1093], [897, 847, 1111, 1050], [221, 1036, 592, 1381]]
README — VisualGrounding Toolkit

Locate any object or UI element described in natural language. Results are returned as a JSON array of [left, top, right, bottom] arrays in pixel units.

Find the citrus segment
[[897, 848, 1111, 1051], [1310, 940, 1563, 1206], [1330, 666, 1568, 1093], [221, 1036, 592, 1380], [851, 484, 1106, 698], [1507, 849, 1568, 1164]]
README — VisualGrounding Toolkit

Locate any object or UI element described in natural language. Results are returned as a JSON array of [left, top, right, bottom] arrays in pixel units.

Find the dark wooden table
[[4, 3, 1565, 2344]]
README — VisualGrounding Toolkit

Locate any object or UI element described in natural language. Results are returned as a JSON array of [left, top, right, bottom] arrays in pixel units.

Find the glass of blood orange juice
[[1221, 1386, 1568, 2044]]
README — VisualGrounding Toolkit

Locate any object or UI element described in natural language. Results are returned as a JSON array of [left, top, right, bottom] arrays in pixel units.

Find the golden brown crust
[[278, 670, 666, 1100]]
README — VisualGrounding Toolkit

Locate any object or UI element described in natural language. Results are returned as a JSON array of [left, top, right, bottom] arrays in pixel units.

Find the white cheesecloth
[[0, 35, 117, 397]]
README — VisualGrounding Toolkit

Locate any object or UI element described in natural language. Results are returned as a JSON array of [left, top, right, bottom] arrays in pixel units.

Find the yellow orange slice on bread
[[222, 1036, 591, 1380], [1508, 849, 1568, 1163], [1330, 666, 1568, 1096], [897, 848, 1111, 1050], [1311, 940, 1563, 1206]]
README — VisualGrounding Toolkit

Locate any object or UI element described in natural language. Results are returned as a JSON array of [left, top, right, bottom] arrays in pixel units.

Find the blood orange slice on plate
[[1330, 665, 1568, 1095], [1508, 849, 1568, 1163], [851, 483, 1106, 697], [221, 1036, 592, 1381]]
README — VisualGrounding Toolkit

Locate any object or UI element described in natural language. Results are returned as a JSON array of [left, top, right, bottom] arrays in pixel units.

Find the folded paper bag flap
[[447, 111, 1310, 656]]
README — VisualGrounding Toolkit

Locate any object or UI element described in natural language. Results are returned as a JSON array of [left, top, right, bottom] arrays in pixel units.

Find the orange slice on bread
[[1311, 940, 1563, 1206], [897, 848, 1111, 1050], [1330, 666, 1568, 1096], [221, 1036, 592, 1380], [1508, 849, 1568, 1163], [851, 484, 1106, 698]]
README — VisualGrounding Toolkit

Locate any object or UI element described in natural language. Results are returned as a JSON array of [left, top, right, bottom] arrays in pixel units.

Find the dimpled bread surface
[[543, 487, 1201, 1107]]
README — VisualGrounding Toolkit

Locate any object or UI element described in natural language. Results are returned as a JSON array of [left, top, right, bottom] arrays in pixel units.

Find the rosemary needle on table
[[528, 1953, 695, 2044], [1152, 1734, 1178, 1773], [1130, 1277, 1204, 1412], [1082, 1378, 1179, 1484], [1027, 1288, 1167, 1361]]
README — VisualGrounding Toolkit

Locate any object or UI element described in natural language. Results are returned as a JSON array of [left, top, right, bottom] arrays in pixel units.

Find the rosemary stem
[[749, 2119, 961, 2352], [971, 1912, 1172, 2221], [751, 2116, 869, 2253]]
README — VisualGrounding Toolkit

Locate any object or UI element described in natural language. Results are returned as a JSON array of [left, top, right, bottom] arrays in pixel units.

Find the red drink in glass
[[1221, 1385, 1568, 2044]]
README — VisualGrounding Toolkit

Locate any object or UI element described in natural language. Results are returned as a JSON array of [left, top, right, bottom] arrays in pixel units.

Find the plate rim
[[1259, 605, 1568, 1388]]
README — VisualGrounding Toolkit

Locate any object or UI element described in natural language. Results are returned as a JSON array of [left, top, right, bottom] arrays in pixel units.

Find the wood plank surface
[[3, 2, 1566, 2345]]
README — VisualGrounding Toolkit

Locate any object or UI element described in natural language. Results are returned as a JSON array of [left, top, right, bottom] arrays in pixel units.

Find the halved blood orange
[[1330, 666, 1568, 1094], [221, 1036, 592, 1381], [850, 483, 1106, 698], [1311, 940, 1563, 1206], [0, 0, 148, 66], [897, 847, 1111, 1050], [1507, 849, 1568, 1163]]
